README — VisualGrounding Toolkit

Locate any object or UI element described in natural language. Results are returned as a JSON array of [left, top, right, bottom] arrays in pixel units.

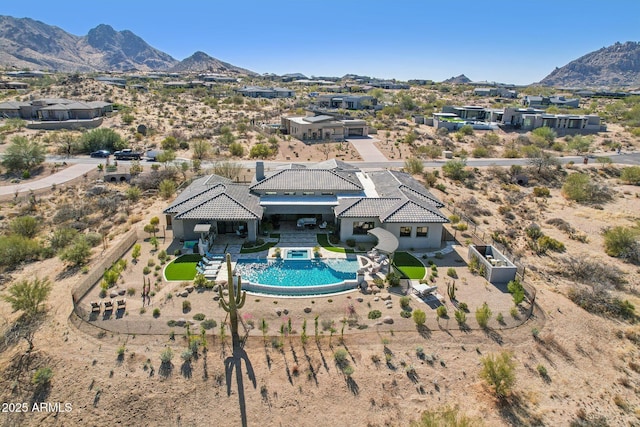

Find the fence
[[443, 203, 537, 322], [71, 229, 139, 306]]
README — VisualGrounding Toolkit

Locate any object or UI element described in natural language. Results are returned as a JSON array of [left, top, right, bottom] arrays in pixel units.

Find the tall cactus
[[219, 253, 246, 338], [447, 281, 456, 301]]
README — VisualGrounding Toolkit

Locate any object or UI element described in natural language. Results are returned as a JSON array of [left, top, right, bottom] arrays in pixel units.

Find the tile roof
[[381, 200, 449, 223], [164, 176, 261, 220], [335, 198, 399, 217], [250, 169, 362, 192]]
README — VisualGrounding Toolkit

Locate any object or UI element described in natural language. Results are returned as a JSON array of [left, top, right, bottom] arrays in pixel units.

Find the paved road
[[0, 163, 96, 196]]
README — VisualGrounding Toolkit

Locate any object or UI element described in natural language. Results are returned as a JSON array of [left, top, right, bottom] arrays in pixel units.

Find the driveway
[[347, 137, 388, 162], [0, 163, 96, 196]]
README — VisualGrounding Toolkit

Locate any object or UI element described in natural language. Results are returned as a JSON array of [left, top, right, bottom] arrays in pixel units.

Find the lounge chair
[[90, 301, 101, 312], [103, 300, 114, 311], [116, 298, 126, 310]]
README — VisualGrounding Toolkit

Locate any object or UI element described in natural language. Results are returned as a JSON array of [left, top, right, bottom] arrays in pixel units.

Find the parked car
[[113, 149, 142, 160], [90, 150, 110, 158]]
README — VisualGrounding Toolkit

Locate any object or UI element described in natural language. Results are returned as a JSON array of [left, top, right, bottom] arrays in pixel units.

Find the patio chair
[[116, 298, 126, 310], [103, 300, 114, 311], [318, 221, 328, 229], [90, 301, 101, 313]]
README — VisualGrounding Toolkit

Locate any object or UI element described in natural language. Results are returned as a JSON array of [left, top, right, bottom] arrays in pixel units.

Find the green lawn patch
[[393, 251, 426, 280], [317, 234, 354, 254], [164, 254, 202, 281], [240, 241, 277, 254]]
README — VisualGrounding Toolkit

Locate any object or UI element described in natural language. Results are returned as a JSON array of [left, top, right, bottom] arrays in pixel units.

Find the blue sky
[[3, 1, 639, 84]]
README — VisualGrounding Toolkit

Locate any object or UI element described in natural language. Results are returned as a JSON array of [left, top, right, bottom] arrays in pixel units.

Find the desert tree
[[567, 135, 593, 155], [479, 351, 516, 398], [159, 179, 177, 199], [525, 147, 560, 175], [621, 166, 640, 185], [404, 157, 424, 175], [191, 139, 211, 160], [81, 128, 126, 153], [212, 161, 242, 181], [1, 136, 46, 174], [60, 235, 92, 267], [531, 126, 557, 147], [2, 277, 52, 319]]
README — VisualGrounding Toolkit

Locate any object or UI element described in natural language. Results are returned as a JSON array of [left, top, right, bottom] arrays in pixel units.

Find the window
[[265, 192, 277, 196], [416, 226, 428, 237], [353, 221, 375, 235], [321, 192, 334, 195], [284, 191, 296, 196], [400, 226, 412, 237], [303, 191, 315, 195]]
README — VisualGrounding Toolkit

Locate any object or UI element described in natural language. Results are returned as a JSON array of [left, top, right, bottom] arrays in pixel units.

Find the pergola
[[367, 227, 399, 262]]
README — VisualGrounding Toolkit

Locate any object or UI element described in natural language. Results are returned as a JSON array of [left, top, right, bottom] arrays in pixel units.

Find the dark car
[[90, 150, 111, 158]]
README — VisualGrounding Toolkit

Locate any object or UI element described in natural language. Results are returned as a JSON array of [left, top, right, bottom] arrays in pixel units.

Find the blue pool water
[[183, 240, 198, 249], [235, 258, 359, 293], [286, 249, 310, 259]]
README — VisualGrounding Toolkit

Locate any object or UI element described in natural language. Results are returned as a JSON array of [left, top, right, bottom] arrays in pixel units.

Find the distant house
[[0, 98, 112, 129], [369, 80, 410, 90], [523, 95, 579, 109], [0, 81, 29, 90], [199, 74, 238, 83], [237, 86, 295, 98], [433, 105, 604, 135], [315, 95, 376, 110], [281, 112, 368, 142], [473, 87, 517, 98]]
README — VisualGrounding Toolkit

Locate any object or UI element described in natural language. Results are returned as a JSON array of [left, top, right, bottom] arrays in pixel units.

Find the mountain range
[[2, 15, 640, 87], [539, 41, 640, 87], [0, 15, 254, 74]]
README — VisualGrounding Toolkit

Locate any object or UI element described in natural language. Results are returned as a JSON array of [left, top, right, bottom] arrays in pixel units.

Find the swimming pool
[[183, 240, 198, 249], [235, 257, 361, 296]]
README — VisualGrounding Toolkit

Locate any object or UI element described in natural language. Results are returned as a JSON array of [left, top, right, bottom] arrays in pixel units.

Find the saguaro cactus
[[447, 281, 456, 301], [219, 253, 246, 338]]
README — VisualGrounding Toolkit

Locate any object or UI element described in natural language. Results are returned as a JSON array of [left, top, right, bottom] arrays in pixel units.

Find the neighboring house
[[164, 161, 449, 252], [433, 105, 604, 135], [523, 95, 579, 109], [0, 98, 112, 128], [473, 87, 517, 98], [369, 80, 410, 90], [199, 74, 238, 83], [0, 81, 29, 90], [315, 95, 376, 110], [237, 86, 295, 98], [281, 112, 368, 141]]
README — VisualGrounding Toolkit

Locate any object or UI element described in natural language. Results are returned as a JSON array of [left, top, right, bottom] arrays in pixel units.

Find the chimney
[[256, 161, 265, 181]]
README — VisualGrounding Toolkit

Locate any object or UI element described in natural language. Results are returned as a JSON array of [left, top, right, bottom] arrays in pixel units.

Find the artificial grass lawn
[[393, 251, 426, 280], [317, 234, 355, 254], [164, 254, 202, 281], [240, 241, 277, 254]]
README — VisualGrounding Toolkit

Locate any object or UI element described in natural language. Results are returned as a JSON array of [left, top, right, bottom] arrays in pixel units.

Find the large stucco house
[[281, 112, 368, 142], [164, 160, 449, 253]]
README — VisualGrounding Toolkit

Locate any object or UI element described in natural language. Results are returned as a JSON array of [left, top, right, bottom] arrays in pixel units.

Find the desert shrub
[[602, 226, 640, 263], [85, 232, 103, 247], [201, 319, 217, 330], [193, 313, 205, 321], [454, 309, 466, 325], [546, 218, 575, 234], [446, 267, 458, 279], [410, 406, 482, 427], [153, 308, 160, 318], [32, 367, 53, 387], [345, 238, 356, 247], [458, 302, 468, 312], [531, 126, 556, 146], [0, 235, 42, 268], [368, 310, 382, 319], [475, 303, 492, 328], [557, 254, 627, 289], [480, 351, 516, 398], [404, 157, 424, 175], [399, 296, 411, 309], [436, 305, 447, 318], [568, 286, 635, 321], [562, 173, 612, 203], [525, 223, 543, 240], [412, 309, 426, 326], [536, 364, 548, 378], [533, 186, 551, 197], [182, 300, 191, 313], [400, 310, 412, 318], [9, 216, 39, 238], [620, 166, 640, 185], [507, 278, 525, 305], [537, 235, 565, 253], [442, 159, 469, 181], [160, 347, 173, 364]]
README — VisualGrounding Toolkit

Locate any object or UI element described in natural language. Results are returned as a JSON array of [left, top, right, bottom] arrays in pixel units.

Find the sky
[[3, 0, 640, 85]]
